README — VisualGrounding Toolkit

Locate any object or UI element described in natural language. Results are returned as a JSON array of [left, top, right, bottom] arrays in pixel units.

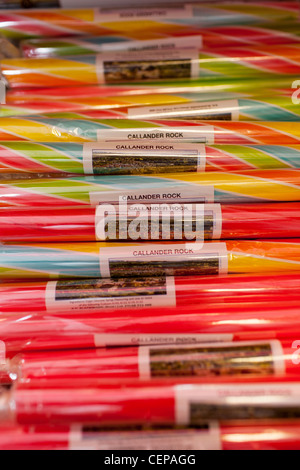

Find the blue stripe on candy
[[0, 245, 101, 278], [239, 99, 300, 121], [46, 143, 84, 162]]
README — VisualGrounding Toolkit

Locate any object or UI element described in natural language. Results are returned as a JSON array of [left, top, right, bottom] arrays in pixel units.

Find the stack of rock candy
[[1, 1, 300, 451]]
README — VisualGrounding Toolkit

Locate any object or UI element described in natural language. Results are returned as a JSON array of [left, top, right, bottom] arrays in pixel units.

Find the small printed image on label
[[95, 35, 203, 53], [128, 99, 239, 121], [89, 185, 215, 207], [94, 203, 222, 241], [175, 381, 300, 425], [98, 125, 214, 144], [96, 48, 199, 84], [83, 142, 206, 175], [95, 5, 194, 21], [94, 333, 234, 348], [0, 80, 5, 104], [45, 276, 176, 312], [99, 242, 228, 278], [69, 423, 221, 451], [138, 340, 285, 380]]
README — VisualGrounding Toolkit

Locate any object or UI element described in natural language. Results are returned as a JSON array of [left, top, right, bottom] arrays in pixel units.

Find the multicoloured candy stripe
[[0, 117, 299, 144], [1, 239, 300, 279], [0, 3, 298, 39], [0, 142, 300, 174], [1, 169, 300, 207], [20, 22, 300, 58], [3, 80, 294, 118], [35, 96, 300, 122], [2, 44, 300, 88]]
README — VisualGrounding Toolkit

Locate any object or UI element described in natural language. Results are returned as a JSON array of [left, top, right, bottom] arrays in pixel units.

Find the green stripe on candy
[[213, 144, 291, 169]]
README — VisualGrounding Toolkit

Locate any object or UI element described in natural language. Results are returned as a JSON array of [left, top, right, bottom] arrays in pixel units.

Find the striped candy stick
[[0, 117, 299, 144], [2, 45, 300, 88], [34, 96, 300, 122], [0, 3, 298, 39], [0, 239, 300, 279], [0, 142, 300, 174], [0, 169, 300, 207], [19, 21, 300, 59], [3, 92, 298, 119]]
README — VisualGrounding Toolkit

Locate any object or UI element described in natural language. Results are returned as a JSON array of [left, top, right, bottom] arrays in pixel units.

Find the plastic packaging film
[[0, 239, 299, 280], [2, 299, 300, 356], [20, 22, 300, 58], [1, 423, 300, 450], [1, 142, 300, 175], [1, 338, 299, 388], [0, 202, 300, 242], [3, 76, 293, 119], [1, 0, 300, 451], [43, 96, 300, 121], [2, 170, 300, 206], [4, 380, 300, 427], [2, 92, 299, 119], [3, 96, 299, 121], [0, 271, 300, 314], [0, 3, 298, 40], [1, 117, 300, 143], [2, 44, 300, 89]]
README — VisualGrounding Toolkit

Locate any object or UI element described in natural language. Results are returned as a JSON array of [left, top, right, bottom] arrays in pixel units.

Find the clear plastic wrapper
[[1, 300, 300, 355], [2, 422, 300, 450], [1, 338, 298, 388], [0, 49, 202, 89], [0, 117, 300, 144], [1, 271, 300, 314], [0, 3, 298, 40], [3, 76, 293, 118], [2, 44, 300, 89], [3, 379, 300, 427], [48, 96, 300, 121], [20, 22, 300, 58], [0, 202, 299, 242], [1, 142, 300, 174], [2, 96, 299, 120], [0, 239, 300, 279], [1, 170, 300, 206]]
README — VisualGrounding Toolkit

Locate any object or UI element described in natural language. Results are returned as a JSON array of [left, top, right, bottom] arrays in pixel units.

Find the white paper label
[[128, 99, 240, 121], [72, 35, 203, 54], [96, 48, 200, 84], [94, 203, 222, 241], [83, 141, 206, 174], [89, 185, 215, 207], [94, 333, 234, 348], [45, 276, 176, 312], [69, 424, 222, 451], [138, 340, 285, 380], [175, 381, 300, 425], [95, 5, 194, 21], [0, 80, 5, 104], [98, 126, 215, 144], [99, 241, 228, 278]]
